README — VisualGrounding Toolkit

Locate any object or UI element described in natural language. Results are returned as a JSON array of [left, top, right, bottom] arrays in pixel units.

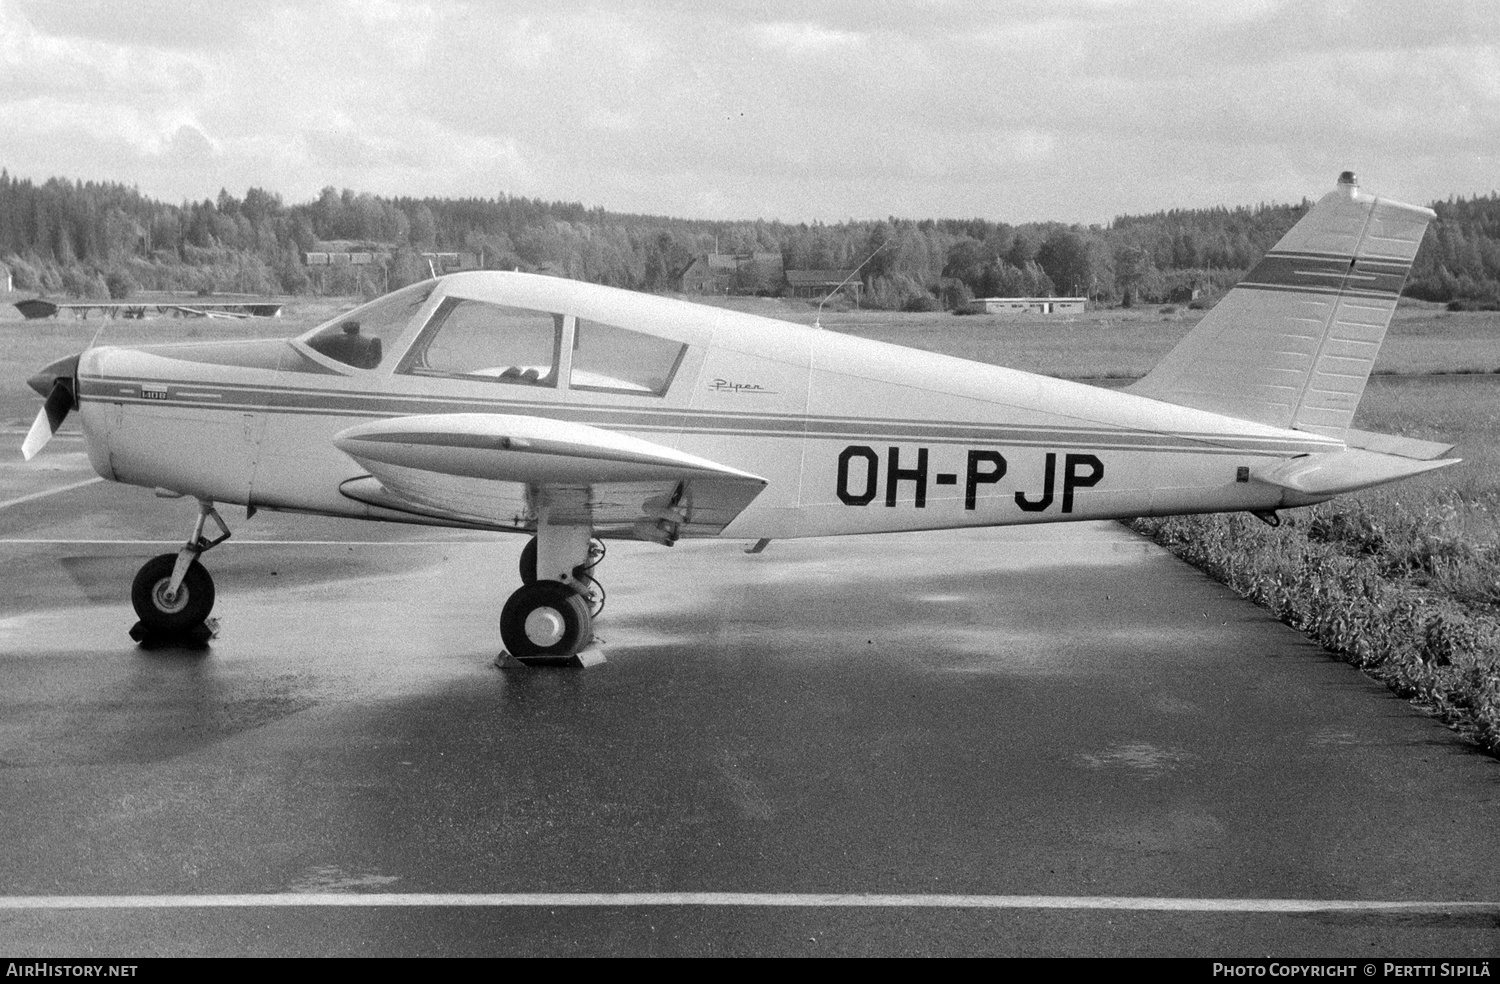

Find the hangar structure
[[14, 296, 287, 320], [966, 296, 1087, 315]]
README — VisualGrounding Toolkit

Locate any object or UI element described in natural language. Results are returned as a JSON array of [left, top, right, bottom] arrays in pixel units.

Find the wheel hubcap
[[523, 606, 567, 647], [151, 579, 188, 614]]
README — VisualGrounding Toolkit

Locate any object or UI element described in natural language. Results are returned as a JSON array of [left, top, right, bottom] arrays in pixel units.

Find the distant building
[[420, 251, 481, 274], [784, 269, 863, 301], [303, 241, 395, 267], [679, 252, 785, 295], [966, 296, 1086, 315]]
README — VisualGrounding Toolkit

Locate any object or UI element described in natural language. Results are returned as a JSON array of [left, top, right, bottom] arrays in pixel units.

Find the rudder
[[1129, 172, 1434, 439]]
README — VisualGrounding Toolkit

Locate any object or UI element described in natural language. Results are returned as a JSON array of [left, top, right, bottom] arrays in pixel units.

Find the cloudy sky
[[1, 0, 1495, 225]]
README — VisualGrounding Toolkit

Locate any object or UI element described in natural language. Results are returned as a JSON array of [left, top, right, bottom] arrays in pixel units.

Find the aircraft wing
[[333, 413, 768, 540]]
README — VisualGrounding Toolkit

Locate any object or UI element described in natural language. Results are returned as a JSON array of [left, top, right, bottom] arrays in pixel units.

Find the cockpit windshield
[[302, 282, 434, 369], [398, 297, 564, 387]]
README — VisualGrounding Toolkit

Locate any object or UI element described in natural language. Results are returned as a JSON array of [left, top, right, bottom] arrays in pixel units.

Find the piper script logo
[[709, 378, 774, 395]]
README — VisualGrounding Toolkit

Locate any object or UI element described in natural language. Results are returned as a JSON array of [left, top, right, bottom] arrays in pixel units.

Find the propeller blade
[[21, 379, 76, 461], [21, 402, 54, 460], [21, 353, 80, 460]]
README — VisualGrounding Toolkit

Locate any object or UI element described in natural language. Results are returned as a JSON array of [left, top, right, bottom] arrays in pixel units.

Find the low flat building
[[304, 240, 395, 267], [421, 251, 481, 273], [785, 269, 863, 301], [680, 252, 785, 295], [967, 296, 1086, 315]]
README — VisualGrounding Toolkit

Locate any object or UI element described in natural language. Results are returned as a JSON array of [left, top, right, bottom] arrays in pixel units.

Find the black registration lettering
[[835, 445, 1103, 514], [1062, 453, 1103, 513], [836, 445, 879, 505], [885, 446, 928, 508], [1015, 452, 1055, 512], [964, 450, 1007, 510]]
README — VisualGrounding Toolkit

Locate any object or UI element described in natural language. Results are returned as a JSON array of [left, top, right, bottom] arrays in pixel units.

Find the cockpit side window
[[570, 319, 686, 396], [303, 282, 433, 370], [398, 297, 563, 387]]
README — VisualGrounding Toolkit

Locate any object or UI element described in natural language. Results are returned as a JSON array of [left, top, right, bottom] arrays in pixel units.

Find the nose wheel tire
[[131, 553, 216, 631], [500, 580, 593, 660]]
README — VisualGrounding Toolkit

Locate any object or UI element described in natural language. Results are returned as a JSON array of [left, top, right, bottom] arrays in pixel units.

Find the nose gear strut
[[129, 498, 230, 643]]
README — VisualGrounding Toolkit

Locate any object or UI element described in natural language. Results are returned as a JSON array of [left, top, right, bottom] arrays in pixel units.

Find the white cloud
[[753, 20, 864, 55], [0, 0, 1493, 223], [8, 0, 255, 51]]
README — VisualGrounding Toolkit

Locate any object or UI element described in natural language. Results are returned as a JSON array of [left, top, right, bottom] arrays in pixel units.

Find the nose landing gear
[[130, 499, 230, 643]]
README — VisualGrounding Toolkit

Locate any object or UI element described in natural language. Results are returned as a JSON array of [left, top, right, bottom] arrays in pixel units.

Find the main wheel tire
[[518, 536, 538, 584], [500, 580, 592, 660], [131, 553, 215, 631]]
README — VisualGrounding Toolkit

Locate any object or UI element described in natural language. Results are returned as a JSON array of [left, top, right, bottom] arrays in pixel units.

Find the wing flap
[[338, 475, 524, 531]]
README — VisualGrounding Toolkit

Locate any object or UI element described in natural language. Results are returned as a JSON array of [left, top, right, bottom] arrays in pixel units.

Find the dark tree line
[[3, 169, 1498, 310]]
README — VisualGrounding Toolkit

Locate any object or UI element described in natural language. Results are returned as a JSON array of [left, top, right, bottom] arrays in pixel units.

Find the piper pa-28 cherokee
[[22, 173, 1457, 662]]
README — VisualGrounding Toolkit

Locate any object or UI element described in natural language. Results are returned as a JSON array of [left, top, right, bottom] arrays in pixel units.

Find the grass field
[[776, 298, 1500, 380], [5, 290, 1498, 752], [0, 293, 341, 427], [8, 289, 1500, 388]]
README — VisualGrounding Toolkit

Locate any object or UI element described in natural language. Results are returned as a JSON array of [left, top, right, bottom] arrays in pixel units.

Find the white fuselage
[[74, 274, 1339, 540]]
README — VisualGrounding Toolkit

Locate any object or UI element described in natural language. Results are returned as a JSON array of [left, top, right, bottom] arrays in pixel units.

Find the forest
[[2, 169, 1498, 311]]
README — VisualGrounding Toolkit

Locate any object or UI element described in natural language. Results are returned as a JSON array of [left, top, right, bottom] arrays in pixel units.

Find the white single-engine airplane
[[22, 173, 1456, 661]]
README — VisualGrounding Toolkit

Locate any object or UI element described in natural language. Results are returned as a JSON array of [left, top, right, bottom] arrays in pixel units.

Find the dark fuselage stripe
[[81, 376, 1338, 457]]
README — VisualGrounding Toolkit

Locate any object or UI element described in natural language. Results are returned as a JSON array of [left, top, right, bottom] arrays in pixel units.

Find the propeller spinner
[[22, 353, 80, 460]]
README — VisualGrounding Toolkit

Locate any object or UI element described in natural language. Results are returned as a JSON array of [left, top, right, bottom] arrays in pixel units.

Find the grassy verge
[[1131, 507, 1500, 755], [1131, 375, 1500, 755]]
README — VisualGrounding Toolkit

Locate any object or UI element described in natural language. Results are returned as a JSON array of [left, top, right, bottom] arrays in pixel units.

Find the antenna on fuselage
[[814, 238, 889, 330]]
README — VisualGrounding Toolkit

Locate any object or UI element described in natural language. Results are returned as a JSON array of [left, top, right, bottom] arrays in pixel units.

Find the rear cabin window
[[570, 319, 686, 396], [304, 282, 433, 369], [399, 298, 564, 386]]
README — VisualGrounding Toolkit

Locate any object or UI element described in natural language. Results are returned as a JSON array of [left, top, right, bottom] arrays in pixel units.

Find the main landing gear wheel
[[519, 536, 538, 584], [131, 553, 216, 631], [500, 580, 594, 661]]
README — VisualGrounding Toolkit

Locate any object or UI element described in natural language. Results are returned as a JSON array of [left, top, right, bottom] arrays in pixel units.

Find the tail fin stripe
[[1237, 283, 1401, 300], [1237, 251, 1413, 298]]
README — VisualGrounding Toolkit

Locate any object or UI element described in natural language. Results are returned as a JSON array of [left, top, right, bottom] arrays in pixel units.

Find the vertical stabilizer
[[1128, 173, 1434, 439]]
